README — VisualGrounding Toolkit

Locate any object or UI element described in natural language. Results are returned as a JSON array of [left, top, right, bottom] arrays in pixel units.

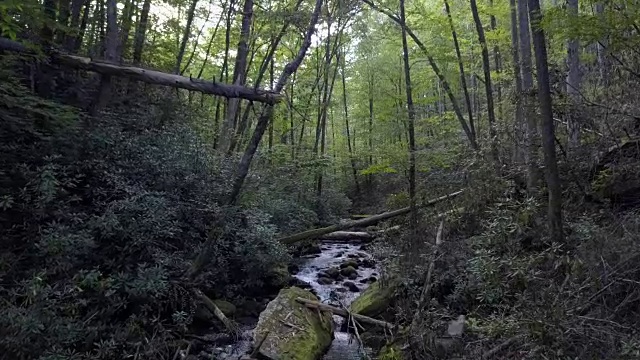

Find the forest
[[1, 0, 639, 358]]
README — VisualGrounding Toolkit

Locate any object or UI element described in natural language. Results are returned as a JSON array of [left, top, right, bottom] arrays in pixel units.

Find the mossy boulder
[[253, 287, 334, 360], [349, 281, 395, 318]]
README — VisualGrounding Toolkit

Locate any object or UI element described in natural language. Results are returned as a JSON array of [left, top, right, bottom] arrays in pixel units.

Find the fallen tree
[[0, 38, 282, 104], [278, 190, 464, 244], [320, 231, 373, 241], [295, 297, 394, 330]]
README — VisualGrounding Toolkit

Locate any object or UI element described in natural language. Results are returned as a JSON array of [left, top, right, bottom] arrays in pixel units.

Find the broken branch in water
[[294, 297, 395, 330]]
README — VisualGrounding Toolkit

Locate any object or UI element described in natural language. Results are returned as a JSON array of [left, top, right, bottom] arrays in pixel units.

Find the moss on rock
[[349, 281, 395, 317], [253, 287, 334, 360]]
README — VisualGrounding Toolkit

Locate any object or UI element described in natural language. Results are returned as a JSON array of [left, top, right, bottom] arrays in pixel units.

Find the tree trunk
[[367, 73, 374, 187], [118, 0, 137, 60], [182, 4, 213, 75], [510, 0, 525, 163], [74, 0, 91, 52], [227, 0, 324, 205], [295, 298, 394, 329], [444, 0, 475, 139], [470, 0, 499, 166], [219, 0, 254, 153], [400, 0, 418, 228], [57, 0, 72, 44], [362, 0, 477, 150], [528, 0, 564, 243], [518, 0, 540, 192], [132, 0, 151, 65], [175, 0, 199, 74], [566, 0, 582, 148], [64, 0, 86, 51], [197, 0, 228, 78], [489, 0, 504, 123], [341, 49, 360, 194], [90, 0, 119, 116]]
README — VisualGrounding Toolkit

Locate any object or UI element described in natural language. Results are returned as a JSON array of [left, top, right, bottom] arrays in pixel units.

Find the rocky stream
[[209, 238, 381, 360]]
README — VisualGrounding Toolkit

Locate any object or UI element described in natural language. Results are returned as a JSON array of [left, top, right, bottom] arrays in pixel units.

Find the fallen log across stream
[[278, 190, 464, 244], [295, 297, 395, 330]]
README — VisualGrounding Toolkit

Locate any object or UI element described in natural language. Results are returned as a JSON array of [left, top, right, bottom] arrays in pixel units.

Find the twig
[[250, 331, 270, 357], [279, 319, 305, 331], [482, 334, 525, 359]]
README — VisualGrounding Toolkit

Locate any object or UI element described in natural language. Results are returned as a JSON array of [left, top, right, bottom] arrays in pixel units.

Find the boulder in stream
[[340, 266, 358, 278], [343, 281, 360, 292], [317, 276, 333, 285], [322, 267, 340, 279], [253, 287, 334, 360], [340, 259, 359, 269], [349, 281, 395, 318]]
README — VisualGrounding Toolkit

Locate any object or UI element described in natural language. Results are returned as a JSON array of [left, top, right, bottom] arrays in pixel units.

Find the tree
[[470, 0, 499, 165], [399, 0, 417, 228], [528, 0, 564, 243], [566, 0, 582, 147], [90, 0, 119, 116]]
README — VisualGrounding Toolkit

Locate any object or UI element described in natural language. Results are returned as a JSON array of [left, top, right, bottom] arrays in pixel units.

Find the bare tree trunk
[[470, 0, 499, 166], [489, 0, 504, 123], [444, 0, 475, 139], [65, 0, 86, 51], [57, 0, 72, 44], [518, 0, 540, 192], [90, 0, 119, 116], [595, 2, 609, 85], [510, 0, 525, 163], [528, 0, 564, 243], [197, 0, 228, 79], [341, 52, 360, 194], [132, 0, 151, 66], [400, 0, 418, 228], [566, 0, 582, 148], [74, 0, 91, 52], [219, 0, 254, 153], [227, 0, 324, 205], [368, 72, 374, 187], [182, 3, 213, 75], [175, 0, 199, 74], [118, 0, 137, 60]]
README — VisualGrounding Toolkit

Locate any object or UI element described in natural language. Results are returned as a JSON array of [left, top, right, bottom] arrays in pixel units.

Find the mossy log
[[278, 190, 464, 245]]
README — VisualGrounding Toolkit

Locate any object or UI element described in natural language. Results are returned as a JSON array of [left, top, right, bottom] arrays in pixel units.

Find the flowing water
[[215, 239, 378, 359]]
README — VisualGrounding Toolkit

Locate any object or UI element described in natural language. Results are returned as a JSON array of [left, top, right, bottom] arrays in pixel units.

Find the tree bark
[[132, 0, 151, 66], [219, 0, 254, 153], [118, 0, 137, 60], [362, 0, 478, 150], [400, 0, 418, 229], [518, 0, 539, 192], [175, 0, 199, 74], [444, 0, 475, 139], [64, 0, 86, 51], [90, 0, 119, 116], [227, 0, 324, 205], [341, 49, 361, 194], [566, 0, 582, 148], [510, 0, 525, 163], [470, 0, 499, 165], [276, 190, 464, 244], [528, 0, 564, 243]]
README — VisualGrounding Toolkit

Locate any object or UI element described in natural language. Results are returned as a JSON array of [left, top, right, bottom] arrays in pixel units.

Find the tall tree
[[470, 0, 499, 165], [399, 0, 417, 228], [90, 0, 119, 116], [175, 0, 199, 74], [510, 0, 525, 162], [528, 0, 564, 243], [444, 0, 475, 140], [219, 0, 254, 153], [132, 0, 151, 65], [340, 49, 360, 194], [518, 0, 539, 191], [566, 0, 582, 147]]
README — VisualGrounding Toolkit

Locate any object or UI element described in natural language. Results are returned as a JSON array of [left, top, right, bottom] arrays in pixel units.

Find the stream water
[[214, 240, 378, 360]]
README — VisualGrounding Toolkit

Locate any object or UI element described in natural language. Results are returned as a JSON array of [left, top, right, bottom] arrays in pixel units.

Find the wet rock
[[347, 253, 359, 259], [349, 281, 395, 318], [333, 251, 345, 258], [357, 252, 368, 257], [340, 260, 359, 269], [369, 276, 378, 283], [340, 266, 358, 278], [290, 277, 313, 290], [317, 276, 334, 285], [323, 267, 340, 279], [361, 258, 376, 268], [359, 244, 368, 251], [335, 287, 348, 293], [288, 264, 300, 274], [343, 281, 360, 292], [347, 272, 358, 280], [302, 254, 320, 259], [253, 287, 333, 360]]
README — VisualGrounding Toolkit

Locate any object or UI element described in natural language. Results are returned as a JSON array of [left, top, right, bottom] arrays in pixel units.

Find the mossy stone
[[253, 287, 334, 360], [349, 281, 394, 317]]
